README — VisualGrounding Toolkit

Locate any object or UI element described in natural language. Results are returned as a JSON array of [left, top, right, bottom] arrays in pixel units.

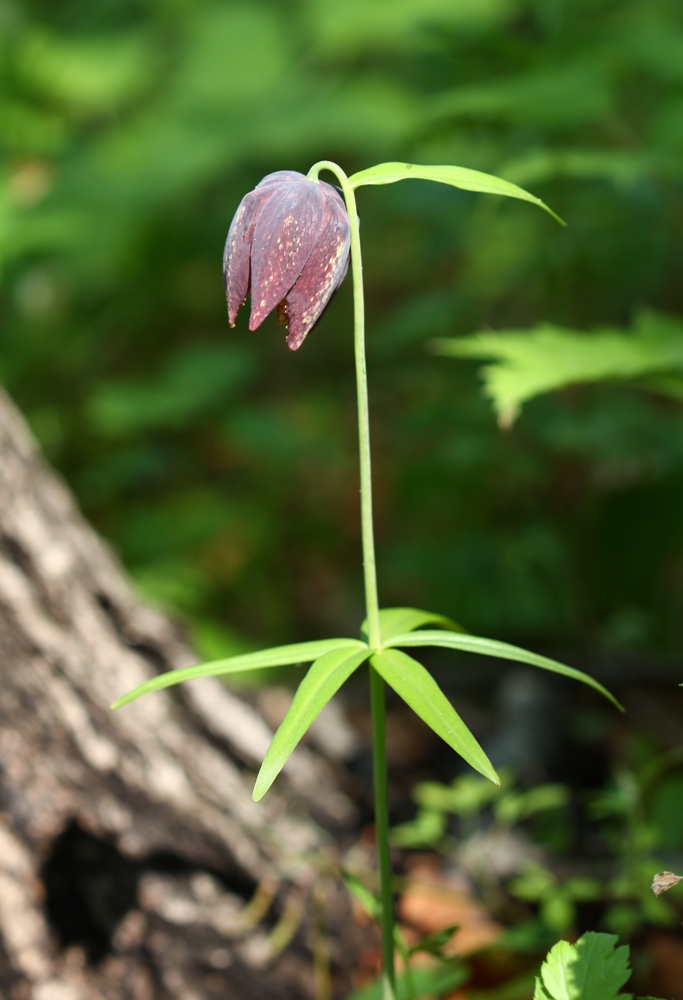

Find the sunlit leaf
[[534, 932, 632, 1000], [370, 650, 498, 783], [111, 638, 367, 710], [386, 630, 622, 710], [348, 162, 564, 224], [435, 311, 683, 426], [253, 645, 371, 800], [360, 606, 465, 644]]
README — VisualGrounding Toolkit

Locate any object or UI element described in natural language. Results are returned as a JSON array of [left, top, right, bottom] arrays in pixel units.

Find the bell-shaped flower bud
[[223, 171, 351, 350]]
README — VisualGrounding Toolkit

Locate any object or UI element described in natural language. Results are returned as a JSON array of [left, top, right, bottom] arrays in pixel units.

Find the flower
[[223, 170, 351, 351]]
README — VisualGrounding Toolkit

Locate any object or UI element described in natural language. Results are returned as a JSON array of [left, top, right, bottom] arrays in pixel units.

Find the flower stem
[[308, 161, 395, 999]]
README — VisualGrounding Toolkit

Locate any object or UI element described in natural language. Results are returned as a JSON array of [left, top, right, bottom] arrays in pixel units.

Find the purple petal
[[249, 179, 326, 331], [223, 173, 305, 326], [284, 189, 351, 351], [223, 190, 264, 326], [256, 170, 306, 189]]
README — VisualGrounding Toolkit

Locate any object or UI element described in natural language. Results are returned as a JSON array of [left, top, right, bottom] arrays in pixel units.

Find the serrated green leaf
[[111, 638, 367, 710], [253, 646, 371, 800], [348, 162, 564, 224], [370, 650, 498, 783], [534, 978, 554, 1000], [360, 606, 465, 644], [385, 631, 622, 711], [434, 311, 683, 426], [538, 933, 633, 1000]]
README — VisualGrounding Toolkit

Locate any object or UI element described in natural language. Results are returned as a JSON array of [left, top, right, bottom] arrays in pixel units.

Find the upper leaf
[[111, 637, 367, 710], [348, 162, 564, 224], [360, 606, 465, 644], [370, 649, 499, 784], [385, 631, 622, 710], [252, 645, 371, 800], [536, 933, 633, 1000]]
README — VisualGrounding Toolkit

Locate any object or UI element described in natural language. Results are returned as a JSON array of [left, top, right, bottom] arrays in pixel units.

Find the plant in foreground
[[113, 160, 620, 999], [535, 931, 668, 1000]]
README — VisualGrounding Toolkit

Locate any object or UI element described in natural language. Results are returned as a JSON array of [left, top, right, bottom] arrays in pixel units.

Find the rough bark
[[0, 387, 361, 1000]]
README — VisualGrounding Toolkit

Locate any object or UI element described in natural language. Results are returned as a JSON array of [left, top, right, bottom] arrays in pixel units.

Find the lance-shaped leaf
[[111, 637, 367, 710], [385, 631, 622, 710], [253, 645, 372, 800], [348, 162, 564, 225], [360, 606, 465, 645], [370, 650, 498, 784]]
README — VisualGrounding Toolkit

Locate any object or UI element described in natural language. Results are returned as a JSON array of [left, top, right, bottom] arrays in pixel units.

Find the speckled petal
[[223, 190, 263, 326], [284, 186, 351, 350], [223, 172, 306, 326], [249, 180, 326, 331]]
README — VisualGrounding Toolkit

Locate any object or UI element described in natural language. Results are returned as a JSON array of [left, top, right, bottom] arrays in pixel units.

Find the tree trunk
[[0, 387, 361, 1000]]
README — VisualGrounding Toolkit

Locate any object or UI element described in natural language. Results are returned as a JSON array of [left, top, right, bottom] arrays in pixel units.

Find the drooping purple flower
[[223, 171, 351, 351]]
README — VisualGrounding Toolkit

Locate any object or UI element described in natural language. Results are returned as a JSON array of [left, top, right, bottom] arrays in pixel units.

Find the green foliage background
[[2, 0, 683, 659]]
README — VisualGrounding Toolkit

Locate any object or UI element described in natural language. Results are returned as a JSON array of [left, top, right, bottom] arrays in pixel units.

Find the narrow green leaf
[[386, 631, 623, 711], [347, 960, 467, 1000], [253, 646, 371, 800], [348, 161, 564, 225], [370, 650, 498, 784], [111, 638, 367, 710], [360, 606, 465, 644], [341, 870, 381, 921], [408, 924, 460, 959]]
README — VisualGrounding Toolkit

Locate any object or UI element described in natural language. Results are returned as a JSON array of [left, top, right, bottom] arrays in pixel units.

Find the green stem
[[308, 160, 395, 999]]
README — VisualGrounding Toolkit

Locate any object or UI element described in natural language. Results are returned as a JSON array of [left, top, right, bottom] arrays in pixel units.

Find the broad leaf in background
[[349, 162, 565, 224], [360, 606, 465, 644], [386, 630, 622, 709], [370, 649, 498, 783], [252, 645, 371, 799], [436, 311, 683, 426], [111, 637, 367, 709], [534, 932, 632, 1000]]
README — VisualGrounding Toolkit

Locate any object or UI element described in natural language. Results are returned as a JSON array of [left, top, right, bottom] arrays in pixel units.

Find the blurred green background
[[2, 0, 683, 662]]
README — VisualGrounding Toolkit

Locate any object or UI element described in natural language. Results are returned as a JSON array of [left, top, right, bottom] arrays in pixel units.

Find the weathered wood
[[0, 387, 359, 999]]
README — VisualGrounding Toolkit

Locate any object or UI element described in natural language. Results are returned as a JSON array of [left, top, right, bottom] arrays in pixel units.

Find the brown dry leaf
[[651, 871, 683, 895], [398, 862, 503, 956]]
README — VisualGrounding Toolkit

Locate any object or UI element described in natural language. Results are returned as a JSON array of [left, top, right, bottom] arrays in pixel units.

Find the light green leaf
[[253, 646, 371, 800], [434, 311, 683, 426], [536, 932, 633, 1000], [386, 631, 623, 711], [534, 978, 554, 1000], [348, 161, 564, 225], [341, 870, 380, 921], [111, 638, 367, 710], [347, 960, 467, 1000], [360, 606, 465, 644], [370, 650, 498, 784]]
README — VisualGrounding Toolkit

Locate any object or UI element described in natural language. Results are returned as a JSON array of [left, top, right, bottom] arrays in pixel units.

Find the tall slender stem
[[308, 160, 395, 999]]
